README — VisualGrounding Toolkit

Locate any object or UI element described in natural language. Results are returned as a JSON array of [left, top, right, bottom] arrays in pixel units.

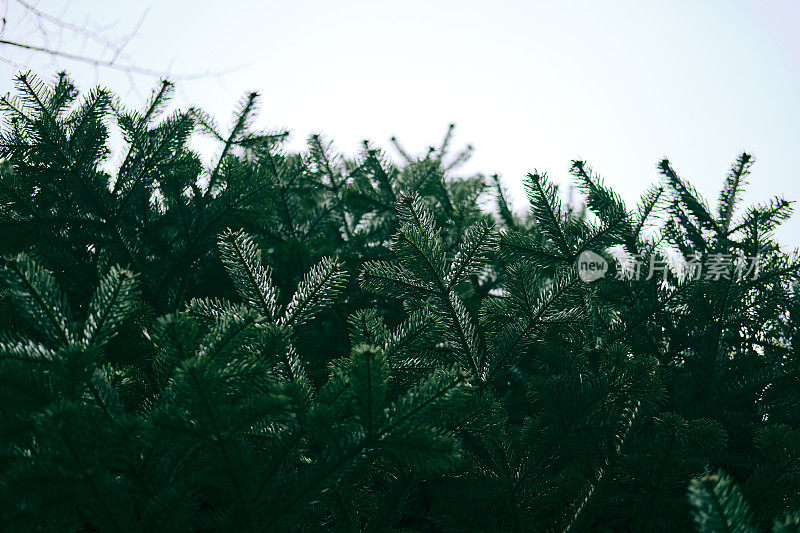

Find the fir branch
[[82, 266, 139, 349], [447, 218, 497, 289], [718, 153, 754, 235], [688, 471, 757, 533], [207, 92, 259, 195], [659, 158, 720, 234], [350, 344, 389, 436], [492, 174, 517, 229], [524, 171, 571, 256], [570, 160, 627, 225], [359, 260, 438, 297], [218, 229, 278, 320], [0, 253, 75, 346], [633, 184, 665, 243], [280, 257, 348, 329]]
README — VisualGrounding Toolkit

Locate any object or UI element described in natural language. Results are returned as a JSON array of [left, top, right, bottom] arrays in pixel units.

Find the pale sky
[[2, 0, 799, 246]]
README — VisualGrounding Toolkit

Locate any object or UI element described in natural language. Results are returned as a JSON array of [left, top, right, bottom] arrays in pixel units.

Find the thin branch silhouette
[[0, 0, 246, 83]]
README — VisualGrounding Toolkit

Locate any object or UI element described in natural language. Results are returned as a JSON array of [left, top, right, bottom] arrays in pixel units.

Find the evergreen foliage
[[1, 72, 799, 532]]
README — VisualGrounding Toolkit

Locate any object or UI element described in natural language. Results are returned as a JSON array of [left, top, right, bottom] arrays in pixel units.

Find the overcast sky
[[2, 0, 799, 246]]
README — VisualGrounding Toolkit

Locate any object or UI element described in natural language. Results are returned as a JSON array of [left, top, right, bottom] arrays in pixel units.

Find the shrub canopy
[[0, 72, 798, 532]]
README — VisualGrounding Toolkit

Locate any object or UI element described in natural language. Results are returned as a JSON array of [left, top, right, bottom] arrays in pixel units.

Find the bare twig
[[0, 39, 245, 80], [0, 0, 246, 83]]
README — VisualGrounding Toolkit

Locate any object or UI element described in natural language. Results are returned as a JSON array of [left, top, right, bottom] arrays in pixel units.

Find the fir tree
[[1, 71, 798, 532]]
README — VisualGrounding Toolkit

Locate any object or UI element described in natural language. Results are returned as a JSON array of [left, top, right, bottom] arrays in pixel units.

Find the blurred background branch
[[0, 0, 242, 88]]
